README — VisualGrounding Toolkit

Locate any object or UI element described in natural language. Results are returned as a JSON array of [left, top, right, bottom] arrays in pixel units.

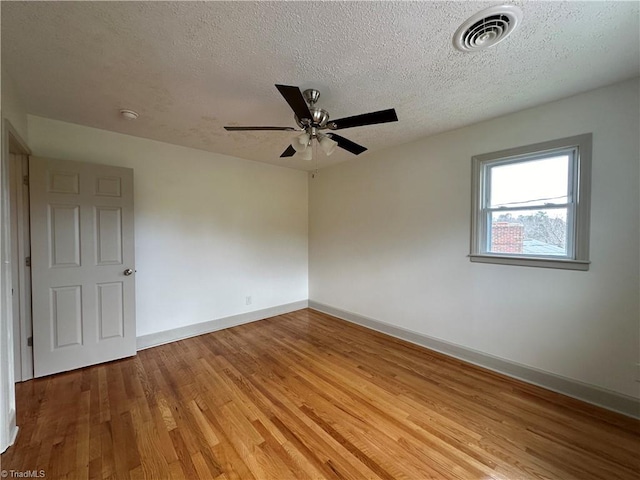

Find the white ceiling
[[2, 1, 639, 171]]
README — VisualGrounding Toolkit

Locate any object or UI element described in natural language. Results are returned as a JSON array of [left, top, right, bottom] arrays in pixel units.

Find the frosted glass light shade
[[319, 136, 338, 156], [300, 148, 313, 161], [292, 133, 310, 152]]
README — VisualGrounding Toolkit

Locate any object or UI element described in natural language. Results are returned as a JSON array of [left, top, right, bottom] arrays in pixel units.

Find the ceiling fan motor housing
[[296, 107, 330, 130], [295, 89, 329, 131]]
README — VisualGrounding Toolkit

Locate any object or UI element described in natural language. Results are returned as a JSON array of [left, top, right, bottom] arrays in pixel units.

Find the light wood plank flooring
[[2, 308, 639, 479]]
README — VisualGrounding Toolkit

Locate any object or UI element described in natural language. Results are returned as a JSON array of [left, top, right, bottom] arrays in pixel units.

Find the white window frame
[[470, 134, 592, 271]]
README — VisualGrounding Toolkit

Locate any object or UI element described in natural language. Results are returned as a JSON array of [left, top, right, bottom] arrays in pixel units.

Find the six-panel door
[[30, 157, 135, 377]]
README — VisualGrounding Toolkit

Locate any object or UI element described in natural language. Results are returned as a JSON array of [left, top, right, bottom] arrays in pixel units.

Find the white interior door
[[30, 157, 136, 377]]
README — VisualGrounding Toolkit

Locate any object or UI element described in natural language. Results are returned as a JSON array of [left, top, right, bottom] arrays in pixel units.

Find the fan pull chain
[[313, 140, 319, 178]]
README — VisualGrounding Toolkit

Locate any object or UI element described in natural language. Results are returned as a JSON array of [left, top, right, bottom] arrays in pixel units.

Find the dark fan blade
[[328, 108, 398, 130], [224, 126, 297, 131], [275, 84, 312, 121], [327, 133, 367, 155], [280, 145, 297, 157]]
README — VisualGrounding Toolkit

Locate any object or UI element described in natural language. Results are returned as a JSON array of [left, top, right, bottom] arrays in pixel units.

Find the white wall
[[0, 65, 28, 452], [28, 116, 308, 337], [309, 78, 640, 399]]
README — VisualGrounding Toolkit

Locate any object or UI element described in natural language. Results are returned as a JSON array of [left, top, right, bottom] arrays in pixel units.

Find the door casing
[[9, 152, 33, 381]]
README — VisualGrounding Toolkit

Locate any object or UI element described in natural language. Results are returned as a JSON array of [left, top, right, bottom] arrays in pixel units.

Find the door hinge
[[27, 336, 33, 347], [25, 256, 31, 267], [23, 175, 29, 186]]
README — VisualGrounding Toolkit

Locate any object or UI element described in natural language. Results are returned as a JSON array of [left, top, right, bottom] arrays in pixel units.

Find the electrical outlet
[[245, 296, 252, 306], [636, 363, 640, 383]]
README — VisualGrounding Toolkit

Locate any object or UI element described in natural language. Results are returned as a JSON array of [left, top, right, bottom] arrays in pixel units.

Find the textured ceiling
[[2, 1, 639, 171]]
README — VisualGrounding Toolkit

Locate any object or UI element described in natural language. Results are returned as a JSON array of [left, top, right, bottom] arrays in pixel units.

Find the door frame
[[5, 121, 32, 382]]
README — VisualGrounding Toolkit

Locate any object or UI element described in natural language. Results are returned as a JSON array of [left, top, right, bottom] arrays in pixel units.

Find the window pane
[[489, 209, 569, 256], [489, 155, 569, 208]]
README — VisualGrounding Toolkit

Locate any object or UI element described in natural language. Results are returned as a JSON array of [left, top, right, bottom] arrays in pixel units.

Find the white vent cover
[[453, 5, 523, 52]]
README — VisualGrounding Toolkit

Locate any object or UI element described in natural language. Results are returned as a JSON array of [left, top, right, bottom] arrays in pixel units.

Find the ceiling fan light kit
[[292, 132, 311, 152], [224, 84, 398, 161], [318, 134, 338, 156], [300, 148, 313, 161]]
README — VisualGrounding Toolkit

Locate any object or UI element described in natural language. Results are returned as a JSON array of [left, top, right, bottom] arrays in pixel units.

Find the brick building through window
[[491, 222, 524, 253]]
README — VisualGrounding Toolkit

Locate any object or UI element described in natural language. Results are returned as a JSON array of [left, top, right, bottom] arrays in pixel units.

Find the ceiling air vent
[[453, 5, 523, 52]]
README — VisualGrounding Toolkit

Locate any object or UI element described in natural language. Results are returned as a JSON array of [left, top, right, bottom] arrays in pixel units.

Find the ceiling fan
[[224, 84, 398, 160]]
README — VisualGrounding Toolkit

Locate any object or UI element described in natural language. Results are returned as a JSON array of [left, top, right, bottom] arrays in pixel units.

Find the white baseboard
[[136, 300, 308, 351], [308, 300, 640, 419]]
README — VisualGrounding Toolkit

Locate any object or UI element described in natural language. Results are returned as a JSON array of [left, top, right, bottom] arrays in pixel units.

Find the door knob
[[124, 268, 134, 276]]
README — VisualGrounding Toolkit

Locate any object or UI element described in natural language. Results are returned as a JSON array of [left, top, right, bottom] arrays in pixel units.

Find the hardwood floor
[[2, 308, 639, 479]]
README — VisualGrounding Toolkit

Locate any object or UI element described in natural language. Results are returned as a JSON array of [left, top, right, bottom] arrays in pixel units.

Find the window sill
[[468, 254, 590, 271]]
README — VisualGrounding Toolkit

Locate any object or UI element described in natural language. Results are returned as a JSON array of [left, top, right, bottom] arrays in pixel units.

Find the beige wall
[[309, 78, 640, 398], [27, 116, 309, 337], [1, 69, 28, 142]]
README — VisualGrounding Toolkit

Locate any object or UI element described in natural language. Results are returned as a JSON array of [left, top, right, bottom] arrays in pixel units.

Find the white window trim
[[470, 134, 592, 271]]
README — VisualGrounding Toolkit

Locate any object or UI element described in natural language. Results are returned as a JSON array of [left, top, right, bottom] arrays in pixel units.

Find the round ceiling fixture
[[119, 109, 139, 120], [453, 5, 523, 52]]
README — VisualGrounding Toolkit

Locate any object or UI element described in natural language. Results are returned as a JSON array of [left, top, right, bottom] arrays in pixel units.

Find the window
[[470, 134, 592, 270]]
